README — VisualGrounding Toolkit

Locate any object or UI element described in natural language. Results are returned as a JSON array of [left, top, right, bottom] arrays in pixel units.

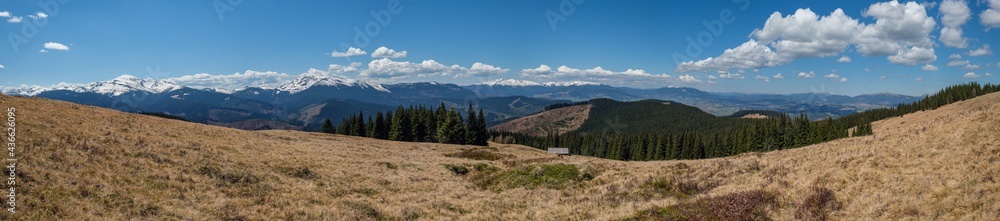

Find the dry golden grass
[[491, 104, 591, 136], [0, 92, 998, 220]]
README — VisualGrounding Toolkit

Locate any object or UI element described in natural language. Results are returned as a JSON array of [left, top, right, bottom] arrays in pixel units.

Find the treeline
[[321, 103, 489, 146], [544, 100, 590, 111], [132, 111, 189, 122], [492, 82, 997, 161]]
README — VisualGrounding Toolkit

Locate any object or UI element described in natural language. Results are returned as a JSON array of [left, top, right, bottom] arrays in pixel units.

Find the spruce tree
[[320, 118, 335, 134]]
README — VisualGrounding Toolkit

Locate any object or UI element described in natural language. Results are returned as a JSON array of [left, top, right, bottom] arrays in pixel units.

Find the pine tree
[[465, 103, 478, 145], [475, 109, 488, 146], [320, 118, 335, 134], [437, 108, 465, 144], [374, 112, 387, 139], [389, 106, 412, 141]]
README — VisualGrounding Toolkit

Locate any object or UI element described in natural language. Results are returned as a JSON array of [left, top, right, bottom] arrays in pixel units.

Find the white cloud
[[865, 68, 871, 72], [797, 71, 816, 78], [677, 1, 939, 72], [922, 64, 938, 71], [328, 62, 362, 74], [939, 0, 971, 48], [915, 77, 923, 82], [753, 8, 861, 58], [947, 59, 970, 66], [707, 75, 719, 80], [887, 46, 936, 65], [678, 75, 700, 83], [38, 49, 47, 53], [360, 58, 466, 79], [466, 62, 509, 77], [773, 73, 784, 79], [675, 40, 788, 72], [839, 77, 848, 82], [963, 71, 980, 78], [0, 64, 4, 69], [837, 56, 852, 62], [855, 1, 936, 56], [965, 64, 981, 69], [331, 47, 367, 57], [754, 75, 770, 82], [519, 64, 673, 86], [163, 70, 293, 90], [0, 11, 10, 18], [43, 42, 69, 51], [716, 71, 745, 79], [986, 72, 993, 77], [28, 12, 48, 20], [370, 46, 407, 58], [981, 0, 1000, 28], [823, 73, 841, 79], [948, 53, 962, 59], [968, 44, 993, 56], [6, 16, 22, 23]]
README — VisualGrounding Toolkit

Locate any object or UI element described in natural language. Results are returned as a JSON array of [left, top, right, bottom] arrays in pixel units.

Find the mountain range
[[2, 75, 921, 130]]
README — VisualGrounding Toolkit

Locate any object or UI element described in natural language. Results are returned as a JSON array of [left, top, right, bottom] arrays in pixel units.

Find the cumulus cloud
[[28, 12, 47, 20], [754, 75, 770, 82], [0, 11, 10, 18], [947, 59, 970, 66], [0, 64, 4, 69], [716, 71, 745, 79], [981, 0, 1000, 28], [43, 42, 70, 51], [360, 58, 465, 79], [6, 16, 22, 23], [837, 56, 852, 62], [948, 53, 962, 59], [838, 77, 848, 82], [968, 44, 993, 56], [939, 0, 971, 48], [965, 64, 981, 69], [922, 64, 938, 71], [986, 73, 993, 77], [773, 73, 784, 79], [370, 46, 407, 58], [824, 73, 841, 79], [678, 75, 700, 83], [797, 71, 816, 78], [519, 64, 674, 86], [328, 62, 362, 74], [963, 71, 980, 78], [331, 47, 367, 57], [677, 1, 938, 72], [887, 46, 936, 65], [466, 62, 509, 77], [163, 70, 293, 90], [675, 40, 788, 72], [707, 75, 719, 80]]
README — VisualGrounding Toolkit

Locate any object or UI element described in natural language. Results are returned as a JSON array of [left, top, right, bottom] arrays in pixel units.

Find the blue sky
[[1, 0, 998, 96]]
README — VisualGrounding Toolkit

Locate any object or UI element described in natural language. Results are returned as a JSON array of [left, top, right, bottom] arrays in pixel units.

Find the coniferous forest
[[490, 82, 999, 161], [322, 103, 489, 146]]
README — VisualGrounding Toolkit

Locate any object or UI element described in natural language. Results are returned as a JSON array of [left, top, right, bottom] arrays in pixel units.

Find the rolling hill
[[1, 92, 997, 220]]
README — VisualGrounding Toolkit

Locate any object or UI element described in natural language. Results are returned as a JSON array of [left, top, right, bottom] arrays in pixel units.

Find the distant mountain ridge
[[2, 75, 920, 130]]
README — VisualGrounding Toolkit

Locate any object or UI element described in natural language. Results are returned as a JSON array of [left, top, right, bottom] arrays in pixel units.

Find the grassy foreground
[[0, 93, 998, 220]]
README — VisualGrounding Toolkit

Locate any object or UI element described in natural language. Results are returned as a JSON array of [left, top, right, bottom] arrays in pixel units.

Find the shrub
[[642, 176, 718, 199], [444, 149, 511, 161], [630, 190, 777, 221], [444, 164, 469, 175], [473, 164, 585, 190], [795, 186, 840, 221]]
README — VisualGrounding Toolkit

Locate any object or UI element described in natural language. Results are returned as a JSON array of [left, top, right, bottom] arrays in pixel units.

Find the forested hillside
[[492, 82, 999, 161]]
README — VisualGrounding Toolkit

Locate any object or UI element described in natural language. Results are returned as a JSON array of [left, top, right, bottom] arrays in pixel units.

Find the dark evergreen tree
[[320, 118, 335, 134]]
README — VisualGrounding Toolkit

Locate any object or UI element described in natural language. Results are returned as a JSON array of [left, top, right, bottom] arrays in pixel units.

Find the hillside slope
[[1, 93, 998, 220], [490, 104, 591, 136]]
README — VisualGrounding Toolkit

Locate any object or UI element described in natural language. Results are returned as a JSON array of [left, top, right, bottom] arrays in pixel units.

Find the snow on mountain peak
[[476, 78, 601, 87], [1, 75, 184, 96], [277, 69, 389, 93], [477, 78, 541, 87]]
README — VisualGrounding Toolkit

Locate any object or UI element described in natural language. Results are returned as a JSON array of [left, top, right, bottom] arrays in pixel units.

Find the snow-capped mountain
[[276, 69, 389, 94], [474, 78, 601, 87], [2, 74, 184, 96]]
